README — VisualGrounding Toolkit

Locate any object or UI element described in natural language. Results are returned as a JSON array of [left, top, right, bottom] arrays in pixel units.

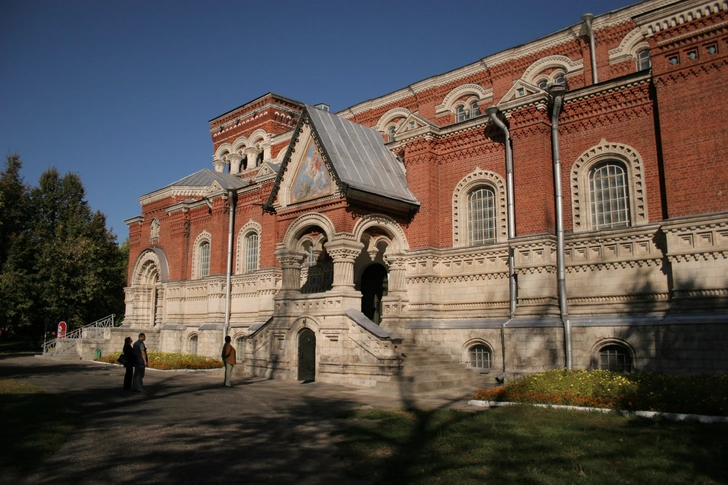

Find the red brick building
[[123, 0, 728, 388]]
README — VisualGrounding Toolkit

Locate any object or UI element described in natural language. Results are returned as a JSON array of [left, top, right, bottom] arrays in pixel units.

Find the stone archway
[[360, 264, 388, 324], [297, 328, 316, 381]]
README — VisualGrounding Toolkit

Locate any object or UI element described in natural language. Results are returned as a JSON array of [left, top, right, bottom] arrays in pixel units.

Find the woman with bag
[[122, 336, 134, 391]]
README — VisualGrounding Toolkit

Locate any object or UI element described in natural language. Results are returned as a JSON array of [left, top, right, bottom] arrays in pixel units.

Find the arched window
[[468, 187, 496, 245], [388, 126, 396, 143], [256, 151, 264, 167], [599, 344, 632, 372], [637, 49, 651, 71], [537, 79, 548, 90], [189, 334, 198, 355], [589, 162, 630, 230], [554, 73, 566, 86], [456, 105, 466, 122], [244, 232, 259, 273], [199, 241, 210, 277], [469, 101, 479, 118], [303, 241, 316, 267], [235, 337, 245, 363], [468, 344, 492, 370]]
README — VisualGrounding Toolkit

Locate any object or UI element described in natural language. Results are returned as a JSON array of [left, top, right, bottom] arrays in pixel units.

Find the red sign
[[57, 321, 67, 339]]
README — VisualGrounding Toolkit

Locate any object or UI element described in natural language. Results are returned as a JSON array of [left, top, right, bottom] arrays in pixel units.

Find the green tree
[[0, 155, 126, 342]]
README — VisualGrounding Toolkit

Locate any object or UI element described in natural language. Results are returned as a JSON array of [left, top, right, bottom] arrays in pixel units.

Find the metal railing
[[42, 314, 116, 354]]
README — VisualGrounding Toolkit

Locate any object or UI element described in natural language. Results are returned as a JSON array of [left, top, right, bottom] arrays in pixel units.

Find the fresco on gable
[[292, 140, 331, 203]]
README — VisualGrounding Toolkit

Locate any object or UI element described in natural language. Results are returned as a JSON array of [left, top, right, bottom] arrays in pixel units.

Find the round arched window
[[598, 344, 632, 372], [468, 344, 492, 370]]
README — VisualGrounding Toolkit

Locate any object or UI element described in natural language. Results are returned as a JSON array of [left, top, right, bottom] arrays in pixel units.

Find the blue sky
[[1, 0, 634, 242]]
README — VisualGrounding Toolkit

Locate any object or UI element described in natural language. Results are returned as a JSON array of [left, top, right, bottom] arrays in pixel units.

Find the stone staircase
[[374, 341, 498, 394], [41, 339, 82, 361]]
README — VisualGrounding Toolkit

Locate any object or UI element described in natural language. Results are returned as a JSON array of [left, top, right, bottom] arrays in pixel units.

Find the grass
[[472, 369, 728, 416], [95, 350, 223, 370], [0, 378, 79, 478], [337, 405, 728, 485]]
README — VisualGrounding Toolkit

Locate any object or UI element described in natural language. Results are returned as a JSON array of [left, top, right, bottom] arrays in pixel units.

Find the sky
[[1, 0, 636, 242]]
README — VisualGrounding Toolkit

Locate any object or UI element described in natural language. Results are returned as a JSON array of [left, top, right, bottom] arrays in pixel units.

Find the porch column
[[274, 246, 306, 290], [324, 235, 364, 289], [383, 253, 407, 293]]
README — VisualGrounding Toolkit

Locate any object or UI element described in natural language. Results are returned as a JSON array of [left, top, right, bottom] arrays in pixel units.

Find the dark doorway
[[297, 328, 316, 381], [360, 264, 388, 324]]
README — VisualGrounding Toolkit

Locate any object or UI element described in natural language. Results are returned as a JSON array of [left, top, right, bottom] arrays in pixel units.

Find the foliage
[[96, 350, 223, 370], [338, 405, 728, 485], [0, 154, 127, 342], [472, 369, 728, 416], [0, 378, 79, 477]]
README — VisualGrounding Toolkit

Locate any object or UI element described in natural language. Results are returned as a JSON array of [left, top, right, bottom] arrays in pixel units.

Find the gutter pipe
[[548, 85, 572, 369], [223, 189, 236, 339], [486, 106, 517, 379], [582, 13, 598, 84]]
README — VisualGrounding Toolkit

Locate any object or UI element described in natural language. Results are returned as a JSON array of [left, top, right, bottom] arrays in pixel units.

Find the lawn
[[0, 378, 79, 479], [337, 405, 728, 485]]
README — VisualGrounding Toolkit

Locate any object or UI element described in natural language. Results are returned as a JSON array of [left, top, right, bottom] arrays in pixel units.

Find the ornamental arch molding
[[521, 55, 583, 85], [353, 214, 410, 254], [452, 168, 508, 247], [570, 139, 648, 233], [131, 248, 169, 286], [374, 107, 412, 132], [215, 142, 235, 159], [282, 213, 336, 250], [609, 27, 650, 64], [436, 83, 493, 115]]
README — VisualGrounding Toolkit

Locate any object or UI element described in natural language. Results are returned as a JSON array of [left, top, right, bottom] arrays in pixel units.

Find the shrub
[[96, 350, 222, 370], [473, 369, 728, 416]]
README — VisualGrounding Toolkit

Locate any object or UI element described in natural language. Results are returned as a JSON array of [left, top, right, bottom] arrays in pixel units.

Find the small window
[[199, 241, 210, 277], [589, 162, 630, 230], [637, 49, 651, 71], [150, 219, 160, 241], [554, 74, 566, 86], [189, 335, 198, 355], [468, 344, 492, 370], [244, 233, 259, 273], [469, 101, 479, 118], [468, 187, 496, 245], [538, 79, 548, 90], [303, 242, 316, 267], [456, 105, 467, 122], [599, 344, 632, 372]]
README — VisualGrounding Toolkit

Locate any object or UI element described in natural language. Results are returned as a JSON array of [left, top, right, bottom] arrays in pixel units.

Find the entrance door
[[298, 328, 316, 381], [360, 264, 388, 324]]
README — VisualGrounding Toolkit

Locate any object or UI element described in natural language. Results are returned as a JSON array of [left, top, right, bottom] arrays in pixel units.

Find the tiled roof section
[[307, 105, 419, 206], [166, 169, 248, 190]]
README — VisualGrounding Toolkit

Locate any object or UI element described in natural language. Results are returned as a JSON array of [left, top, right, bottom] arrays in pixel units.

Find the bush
[[96, 350, 222, 370], [473, 369, 728, 416]]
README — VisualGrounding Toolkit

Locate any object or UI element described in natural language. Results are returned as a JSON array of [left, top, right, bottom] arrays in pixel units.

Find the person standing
[[132, 333, 147, 392], [221, 336, 236, 387], [122, 336, 134, 391]]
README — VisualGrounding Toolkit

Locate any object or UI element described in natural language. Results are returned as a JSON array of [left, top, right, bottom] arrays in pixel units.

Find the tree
[[0, 155, 127, 342]]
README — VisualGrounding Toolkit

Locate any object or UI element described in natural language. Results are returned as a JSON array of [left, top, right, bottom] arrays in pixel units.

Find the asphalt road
[[0, 354, 480, 485]]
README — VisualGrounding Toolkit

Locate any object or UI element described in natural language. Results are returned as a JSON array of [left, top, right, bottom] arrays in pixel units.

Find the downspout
[[223, 189, 236, 339], [582, 13, 598, 84], [486, 106, 516, 380], [548, 85, 572, 369]]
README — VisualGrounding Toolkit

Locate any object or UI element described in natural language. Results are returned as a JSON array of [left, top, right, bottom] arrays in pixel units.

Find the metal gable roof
[[306, 106, 419, 206], [165, 169, 248, 191]]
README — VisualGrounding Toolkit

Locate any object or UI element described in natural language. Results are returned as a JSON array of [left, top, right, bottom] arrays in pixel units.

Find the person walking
[[221, 336, 236, 387], [122, 336, 134, 391], [132, 333, 148, 392]]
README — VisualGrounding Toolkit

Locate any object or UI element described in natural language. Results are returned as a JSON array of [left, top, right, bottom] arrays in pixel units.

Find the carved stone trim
[[452, 168, 508, 247], [235, 220, 262, 274]]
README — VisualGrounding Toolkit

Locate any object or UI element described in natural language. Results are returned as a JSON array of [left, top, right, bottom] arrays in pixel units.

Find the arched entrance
[[297, 328, 316, 381], [361, 264, 388, 324]]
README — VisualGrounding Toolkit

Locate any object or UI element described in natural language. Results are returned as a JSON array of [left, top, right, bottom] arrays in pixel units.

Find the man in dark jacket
[[222, 336, 237, 387], [132, 333, 147, 392]]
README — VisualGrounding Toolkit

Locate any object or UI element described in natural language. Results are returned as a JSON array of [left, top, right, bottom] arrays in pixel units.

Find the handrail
[[42, 314, 116, 354]]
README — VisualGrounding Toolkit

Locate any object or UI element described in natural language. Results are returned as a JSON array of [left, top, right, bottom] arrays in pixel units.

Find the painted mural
[[292, 140, 331, 203]]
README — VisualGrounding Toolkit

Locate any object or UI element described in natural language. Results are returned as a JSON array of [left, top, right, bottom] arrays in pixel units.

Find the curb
[[467, 400, 728, 424]]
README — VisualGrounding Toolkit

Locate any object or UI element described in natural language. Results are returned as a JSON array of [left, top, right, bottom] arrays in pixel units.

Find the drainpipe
[[486, 106, 516, 380], [548, 84, 572, 370], [582, 13, 598, 84], [223, 189, 236, 340]]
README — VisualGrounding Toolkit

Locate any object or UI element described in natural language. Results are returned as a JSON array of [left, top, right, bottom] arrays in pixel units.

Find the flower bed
[[96, 350, 222, 370], [473, 369, 728, 416]]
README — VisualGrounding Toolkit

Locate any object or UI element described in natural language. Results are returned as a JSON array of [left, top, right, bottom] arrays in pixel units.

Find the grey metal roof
[[166, 169, 248, 190], [306, 105, 419, 206]]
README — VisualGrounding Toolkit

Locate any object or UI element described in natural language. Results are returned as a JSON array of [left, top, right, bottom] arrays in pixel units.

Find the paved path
[[0, 354, 482, 485]]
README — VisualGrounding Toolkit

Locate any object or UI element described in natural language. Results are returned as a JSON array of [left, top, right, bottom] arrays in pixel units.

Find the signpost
[[57, 321, 67, 339]]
